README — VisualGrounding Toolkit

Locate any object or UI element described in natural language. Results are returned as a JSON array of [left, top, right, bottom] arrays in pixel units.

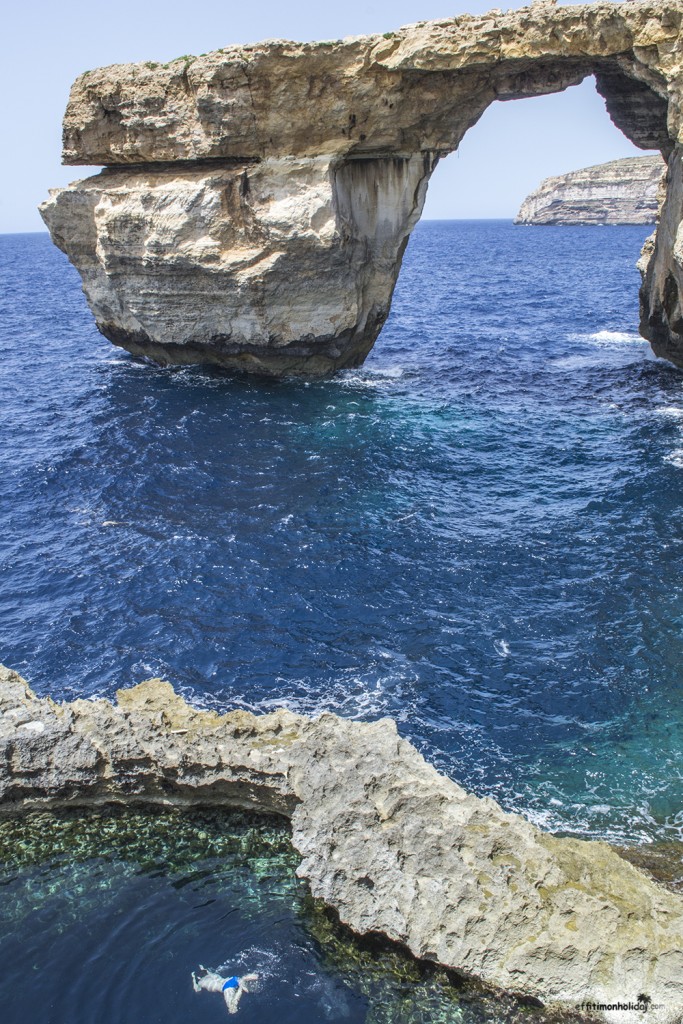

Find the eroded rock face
[[42, 155, 434, 375], [2, 664, 682, 1023], [639, 147, 683, 362], [40, 2, 683, 373], [515, 155, 665, 225]]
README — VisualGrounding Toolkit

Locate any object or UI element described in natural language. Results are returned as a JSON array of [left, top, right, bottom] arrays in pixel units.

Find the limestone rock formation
[[2, 663, 683, 1023], [42, 156, 433, 375], [515, 155, 664, 225], [639, 149, 683, 363], [41, 2, 683, 374]]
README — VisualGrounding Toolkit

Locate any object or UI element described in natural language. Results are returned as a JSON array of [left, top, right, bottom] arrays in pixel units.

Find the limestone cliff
[[40, 2, 683, 374], [3, 664, 683, 1022], [515, 155, 664, 225]]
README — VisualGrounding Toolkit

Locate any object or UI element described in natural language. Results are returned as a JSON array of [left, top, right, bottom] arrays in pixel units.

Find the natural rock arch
[[41, 2, 683, 375]]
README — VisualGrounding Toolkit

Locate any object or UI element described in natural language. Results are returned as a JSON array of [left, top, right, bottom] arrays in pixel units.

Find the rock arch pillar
[[639, 146, 683, 365]]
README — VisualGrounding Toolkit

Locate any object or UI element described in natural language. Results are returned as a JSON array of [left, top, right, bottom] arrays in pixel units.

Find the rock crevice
[[40, 2, 683, 373], [2, 665, 683, 1023]]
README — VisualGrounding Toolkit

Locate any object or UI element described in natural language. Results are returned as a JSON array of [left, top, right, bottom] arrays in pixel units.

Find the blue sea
[[1, 221, 682, 1022]]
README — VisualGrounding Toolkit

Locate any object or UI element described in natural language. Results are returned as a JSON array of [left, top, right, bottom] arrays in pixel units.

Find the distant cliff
[[514, 156, 664, 225]]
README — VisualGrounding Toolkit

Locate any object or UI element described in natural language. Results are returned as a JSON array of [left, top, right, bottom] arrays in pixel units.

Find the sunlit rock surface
[[42, 155, 433, 376], [515, 156, 664, 225], [2, 664, 682, 1022], [40, 2, 683, 374]]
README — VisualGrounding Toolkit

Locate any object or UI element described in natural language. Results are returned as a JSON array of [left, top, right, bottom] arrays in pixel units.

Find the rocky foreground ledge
[[1, 665, 682, 1022]]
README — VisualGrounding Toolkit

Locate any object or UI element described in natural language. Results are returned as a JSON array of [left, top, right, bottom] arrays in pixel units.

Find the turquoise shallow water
[[2, 221, 683, 846]]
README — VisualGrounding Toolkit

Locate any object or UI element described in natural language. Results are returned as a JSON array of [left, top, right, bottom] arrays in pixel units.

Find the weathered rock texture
[[42, 156, 433, 375], [2, 664, 683, 1023], [515, 155, 664, 225], [639, 147, 683, 362], [41, 2, 683, 373]]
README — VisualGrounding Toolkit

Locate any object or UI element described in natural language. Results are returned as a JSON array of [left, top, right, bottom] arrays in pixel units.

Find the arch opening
[[335, 58, 677, 371]]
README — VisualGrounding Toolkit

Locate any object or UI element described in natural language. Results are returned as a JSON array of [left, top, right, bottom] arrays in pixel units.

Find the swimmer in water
[[192, 965, 259, 1015]]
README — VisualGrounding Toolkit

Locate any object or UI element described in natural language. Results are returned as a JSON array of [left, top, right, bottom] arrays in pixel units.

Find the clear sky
[[2, 0, 655, 233]]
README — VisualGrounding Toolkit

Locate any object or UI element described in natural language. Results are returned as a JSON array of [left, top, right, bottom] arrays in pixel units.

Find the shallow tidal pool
[[0, 806, 591, 1024]]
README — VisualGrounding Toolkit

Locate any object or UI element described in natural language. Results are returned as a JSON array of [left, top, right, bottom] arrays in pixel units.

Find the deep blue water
[[2, 222, 683, 849]]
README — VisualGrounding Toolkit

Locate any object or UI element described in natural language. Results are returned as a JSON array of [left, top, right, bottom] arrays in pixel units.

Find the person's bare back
[[192, 965, 259, 1015]]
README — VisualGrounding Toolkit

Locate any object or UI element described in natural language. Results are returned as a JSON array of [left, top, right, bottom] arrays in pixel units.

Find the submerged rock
[[40, 2, 683, 374], [1, 664, 682, 1022], [515, 156, 664, 225]]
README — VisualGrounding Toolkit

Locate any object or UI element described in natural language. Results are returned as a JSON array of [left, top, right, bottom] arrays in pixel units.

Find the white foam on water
[[262, 677, 393, 721], [658, 408, 683, 469], [337, 365, 405, 388], [566, 329, 644, 346], [588, 330, 644, 344], [657, 399, 683, 467], [219, 945, 281, 985], [656, 405, 683, 420], [665, 449, 683, 469], [494, 639, 511, 657], [220, 649, 422, 725], [521, 806, 560, 831]]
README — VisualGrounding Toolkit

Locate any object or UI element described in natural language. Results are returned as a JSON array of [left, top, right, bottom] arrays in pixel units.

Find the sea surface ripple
[[2, 221, 683, 844]]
